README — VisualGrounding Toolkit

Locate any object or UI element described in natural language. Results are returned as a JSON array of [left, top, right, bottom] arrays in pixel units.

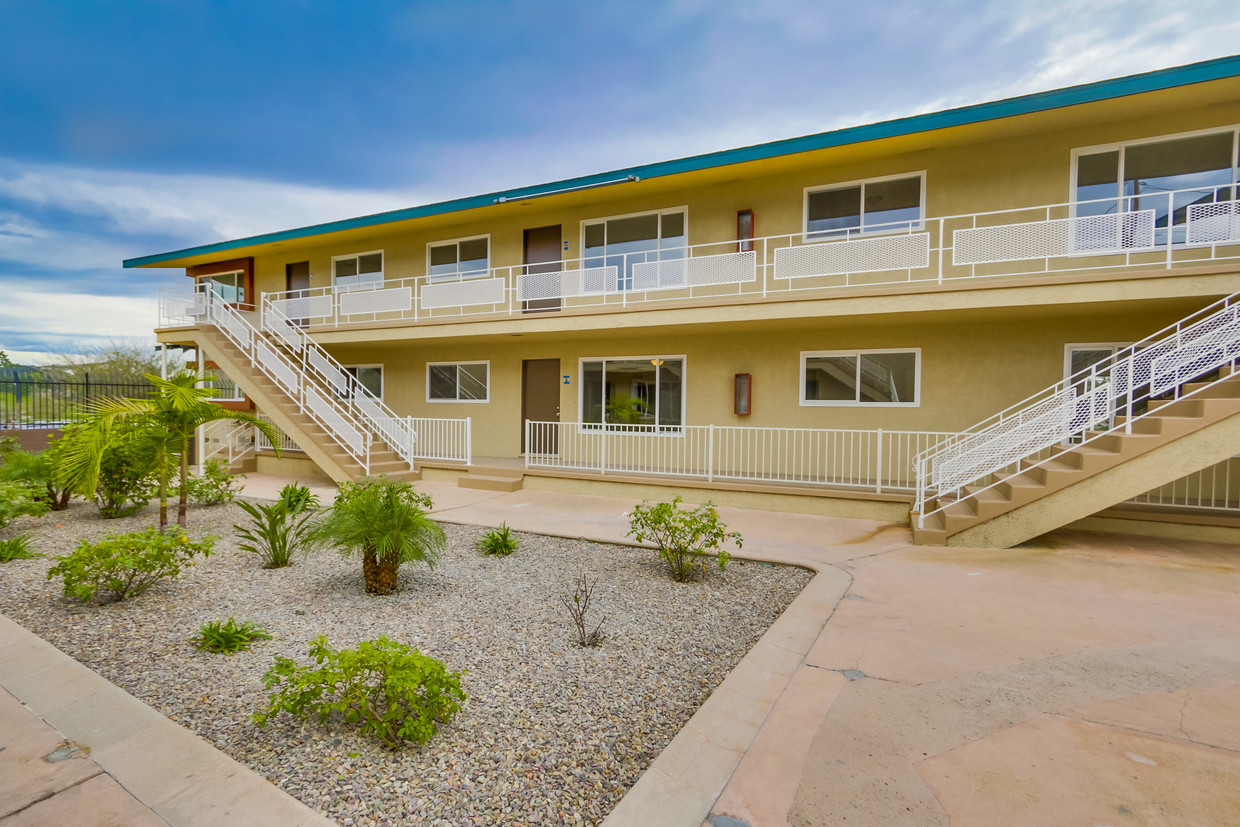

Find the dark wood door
[[285, 261, 311, 326], [522, 359, 560, 454], [523, 225, 562, 313]]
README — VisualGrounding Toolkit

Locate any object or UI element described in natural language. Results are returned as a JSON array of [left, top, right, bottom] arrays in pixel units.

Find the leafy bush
[[560, 573, 605, 647], [476, 522, 518, 557], [0, 534, 40, 562], [305, 476, 444, 595], [188, 459, 243, 506], [627, 496, 742, 582], [254, 635, 466, 748], [234, 499, 314, 569], [0, 479, 49, 529], [89, 419, 160, 518], [0, 443, 72, 511], [46, 527, 216, 603], [190, 617, 272, 655], [278, 482, 320, 515]]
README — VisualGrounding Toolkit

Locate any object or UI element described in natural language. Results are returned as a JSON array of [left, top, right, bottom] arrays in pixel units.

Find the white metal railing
[[914, 291, 1240, 528], [200, 419, 256, 466], [1128, 455, 1240, 513], [254, 413, 304, 453], [179, 286, 379, 473], [524, 421, 950, 494], [164, 186, 1240, 332]]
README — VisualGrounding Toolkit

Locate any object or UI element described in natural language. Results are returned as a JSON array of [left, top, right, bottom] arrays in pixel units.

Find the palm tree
[[56, 370, 281, 531], [305, 476, 445, 595]]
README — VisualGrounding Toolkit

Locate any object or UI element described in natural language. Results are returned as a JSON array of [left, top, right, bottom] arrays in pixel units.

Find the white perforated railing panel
[[774, 233, 930, 279], [305, 386, 365, 457], [1187, 201, 1240, 245], [267, 313, 302, 351], [953, 210, 1156, 265], [253, 338, 300, 397], [420, 277, 506, 309], [517, 267, 618, 301], [630, 250, 756, 291], [339, 286, 413, 317]]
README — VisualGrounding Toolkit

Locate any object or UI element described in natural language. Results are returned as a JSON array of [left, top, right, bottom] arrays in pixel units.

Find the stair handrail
[[200, 419, 255, 467], [194, 286, 375, 474], [258, 296, 417, 466], [914, 290, 1240, 528]]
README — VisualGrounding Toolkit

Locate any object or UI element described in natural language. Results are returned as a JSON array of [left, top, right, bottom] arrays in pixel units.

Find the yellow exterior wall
[[318, 302, 1185, 458], [241, 95, 1240, 301]]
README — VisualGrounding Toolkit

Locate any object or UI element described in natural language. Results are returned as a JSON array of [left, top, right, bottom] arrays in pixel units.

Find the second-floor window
[[428, 236, 489, 281], [202, 271, 245, 305], [805, 173, 924, 240], [1074, 127, 1239, 245], [334, 251, 383, 290], [583, 209, 686, 291]]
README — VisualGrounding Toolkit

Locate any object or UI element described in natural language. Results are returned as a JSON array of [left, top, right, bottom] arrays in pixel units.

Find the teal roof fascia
[[125, 53, 1240, 269]]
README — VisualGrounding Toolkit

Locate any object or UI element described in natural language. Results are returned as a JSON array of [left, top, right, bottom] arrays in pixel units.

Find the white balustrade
[[1187, 201, 1240, 245], [420, 277, 506, 310], [775, 233, 930, 278], [953, 210, 1156, 265]]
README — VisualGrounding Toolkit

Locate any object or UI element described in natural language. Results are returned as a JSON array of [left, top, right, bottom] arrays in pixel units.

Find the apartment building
[[136, 54, 1240, 548]]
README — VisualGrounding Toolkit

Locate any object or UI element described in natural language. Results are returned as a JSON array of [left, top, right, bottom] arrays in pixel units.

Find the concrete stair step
[[459, 474, 524, 492]]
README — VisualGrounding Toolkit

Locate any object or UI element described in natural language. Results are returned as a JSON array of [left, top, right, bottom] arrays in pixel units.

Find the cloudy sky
[[2, 0, 1238, 362]]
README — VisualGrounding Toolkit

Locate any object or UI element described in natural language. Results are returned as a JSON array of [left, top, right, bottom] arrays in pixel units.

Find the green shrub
[[476, 522, 518, 557], [278, 482, 320, 515], [190, 617, 272, 655], [0, 534, 40, 562], [627, 496, 742, 582], [0, 444, 72, 511], [47, 527, 216, 603], [234, 499, 314, 569], [304, 476, 443, 595], [81, 419, 161, 519], [188, 459, 242, 506], [254, 635, 466, 748], [0, 479, 49, 529]]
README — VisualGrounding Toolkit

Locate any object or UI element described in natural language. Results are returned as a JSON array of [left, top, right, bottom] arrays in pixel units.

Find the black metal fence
[[0, 376, 156, 429]]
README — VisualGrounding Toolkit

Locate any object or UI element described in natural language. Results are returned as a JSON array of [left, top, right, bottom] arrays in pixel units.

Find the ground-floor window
[[580, 356, 684, 428], [801, 349, 919, 406], [343, 365, 383, 400], [428, 362, 489, 402]]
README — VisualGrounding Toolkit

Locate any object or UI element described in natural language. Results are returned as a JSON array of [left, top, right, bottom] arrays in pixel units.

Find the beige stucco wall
[[242, 95, 1240, 299], [316, 302, 1186, 459]]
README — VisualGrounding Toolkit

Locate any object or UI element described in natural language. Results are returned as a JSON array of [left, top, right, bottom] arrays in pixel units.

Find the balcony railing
[[154, 186, 1240, 332]]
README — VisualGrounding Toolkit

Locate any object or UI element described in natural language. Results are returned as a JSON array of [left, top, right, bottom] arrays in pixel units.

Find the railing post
[[707, 424, 714, 482], [601, 424, 609, 475], [876, 428, 884, 494], [465, 417, 472, 465]]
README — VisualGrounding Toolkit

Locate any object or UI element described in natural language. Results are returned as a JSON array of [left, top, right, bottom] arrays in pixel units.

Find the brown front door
[[523, 225, 562, 313], [522, 359, 560, 454], [285, 261, 311, 326]]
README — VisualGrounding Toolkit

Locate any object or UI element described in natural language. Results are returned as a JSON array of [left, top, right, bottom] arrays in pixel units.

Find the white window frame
[[199, 270, 246, 305], [577, 354, 687, 431], [580, 206, 689, 291], [426, 234, 491, 283], [799, 348, 921, 407], [426, 360, 490, 403], [803, 171, 926, 242], [1063, 342, 1133, 381], [342, 364, 384, 401], [332, 250, 384, 291], [1069, 124, 1240, 202]]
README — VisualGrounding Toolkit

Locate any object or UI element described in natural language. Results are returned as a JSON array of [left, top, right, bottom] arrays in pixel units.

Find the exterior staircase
[[171, 288, 422, 484], [913, 293, 1240, 548]]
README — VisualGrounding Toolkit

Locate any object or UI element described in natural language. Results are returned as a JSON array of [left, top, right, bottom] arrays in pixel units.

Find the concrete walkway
[[4, 474, 1240, 825]]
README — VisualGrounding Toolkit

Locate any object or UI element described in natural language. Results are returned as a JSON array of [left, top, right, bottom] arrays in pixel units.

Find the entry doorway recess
[[285, 261, 311, 326], [522, 359, 560, 454], [523, 225, 562, 313]]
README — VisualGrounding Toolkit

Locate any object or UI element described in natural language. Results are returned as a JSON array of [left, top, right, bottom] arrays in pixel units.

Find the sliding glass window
[[580, 356, 684, 429], [583, 209, 686, 291]]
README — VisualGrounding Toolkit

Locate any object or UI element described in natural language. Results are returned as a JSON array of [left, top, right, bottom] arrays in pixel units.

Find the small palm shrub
[[627, 496, 742, 582], [254, 635, 466, 748], [0, 445, 72, 511], [188, 459, 243, 506], [90, 419, 160, 518], [0, 534, 40, 562], [560, 573, 605, 647], [278, 482, 320, 514], [190, 618, 272, 655], [47, 527, 216, 603], [234, 499, 314, 569], [477, 522, 518, 557], [305, 476, 444, 595], [0, 479, 49, 529]]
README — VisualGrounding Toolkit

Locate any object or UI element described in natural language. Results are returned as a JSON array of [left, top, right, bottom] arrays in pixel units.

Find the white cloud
[[0, 288, 156, 342]]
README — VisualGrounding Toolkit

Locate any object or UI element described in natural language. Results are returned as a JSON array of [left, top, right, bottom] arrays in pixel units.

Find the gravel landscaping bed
[[0, 500, 811, 826]]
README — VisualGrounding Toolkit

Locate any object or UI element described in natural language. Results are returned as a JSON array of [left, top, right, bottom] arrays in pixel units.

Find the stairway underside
[[914, 377, 1240, 548]]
